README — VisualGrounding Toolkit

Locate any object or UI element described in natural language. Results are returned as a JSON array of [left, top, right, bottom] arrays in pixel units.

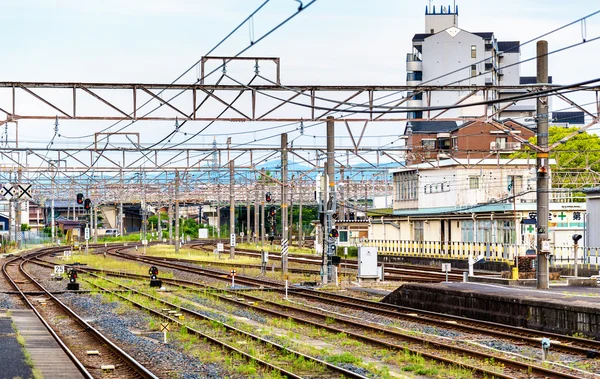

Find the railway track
[[71, 246, 599, 377], [80, 269, 371, 378], [188, 240, 468, 282], [2, 247, 158, 379], [105, 246, 600, 357]]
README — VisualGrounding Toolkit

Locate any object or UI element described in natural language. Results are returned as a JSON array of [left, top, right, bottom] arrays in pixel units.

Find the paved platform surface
[[9, 308, 85, 379], [0, 314, 32, 379], [436, 282, 600, 308]]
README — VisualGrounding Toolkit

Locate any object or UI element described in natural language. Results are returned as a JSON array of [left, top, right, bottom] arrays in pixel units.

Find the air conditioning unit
[[485, 78, 493, 86]]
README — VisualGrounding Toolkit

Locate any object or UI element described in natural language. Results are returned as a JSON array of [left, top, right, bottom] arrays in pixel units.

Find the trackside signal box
[[357, 247, 378, 280]]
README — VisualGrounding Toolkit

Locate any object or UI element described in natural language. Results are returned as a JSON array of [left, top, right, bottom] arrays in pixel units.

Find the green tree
[[511, 126, 600, 189]]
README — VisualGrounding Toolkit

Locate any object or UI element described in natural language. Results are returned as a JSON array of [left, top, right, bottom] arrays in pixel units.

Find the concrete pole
[[536, 40, 550, 290], [340, 167, 345, 220], [261, 168, 265, 247], [95, 205, 100, 243], [281, 133, 289, 274], [254, 188, 259, 244], [168, 200, 173, 244], [246, 197, 251, 244], [298, 181, 303, 248], [321, 162, 328, 285], [574, 242, 579, 277], [175, 171, 180, 253], [230, 160, 235, 259], [289, 186, 293, 244], [157, 204, 162, 240], [326, 116, 335, 283]]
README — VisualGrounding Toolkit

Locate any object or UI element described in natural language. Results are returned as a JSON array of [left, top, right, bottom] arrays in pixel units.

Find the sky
[[0, 0, 599, 181]]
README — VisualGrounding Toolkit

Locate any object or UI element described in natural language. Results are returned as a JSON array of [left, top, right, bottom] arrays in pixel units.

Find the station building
[[364, 159, 585, 262]]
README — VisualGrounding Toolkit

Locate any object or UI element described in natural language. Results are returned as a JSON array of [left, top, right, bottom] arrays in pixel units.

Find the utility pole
[[340, 167, 345, 220], [246, 196, 251, 244], [175, 172, 180, 253], [281, 133, 289, 274], [93, 205, 98, 243], [261, 168, 266, 247], [254, 186, 259, 244], [168, 196, 173, 244], [119, 169, 124, 237], [230, 160, 235, 259], [157, 203, 162, 241], [326, 116, 336, 283], [536, 40, 550, 290], [298, 180, 303, 248], [16, 169, 22, 248]]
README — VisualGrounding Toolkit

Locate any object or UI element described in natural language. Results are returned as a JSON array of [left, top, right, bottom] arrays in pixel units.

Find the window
[[407, 71, 423, 81], [451, 136, 458, 150], [470, 64, 477, 77], [508, 175, 523, 193], [394, 171, 418, 201], [477, 220, 493, 243], [471, 45, 477, 58], [339, 231, 348, 243], [495, 137, 507, 149], [461, 220, 474, 242], [469, 176, 480, 189], [414, 221, 424, 242], [497, 220, 515, 244], [422, 139, 436, 150], [437, 138, 451, 150]]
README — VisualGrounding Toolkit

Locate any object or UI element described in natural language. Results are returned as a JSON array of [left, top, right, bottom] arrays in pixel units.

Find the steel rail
[[5, 247, 160, 379]]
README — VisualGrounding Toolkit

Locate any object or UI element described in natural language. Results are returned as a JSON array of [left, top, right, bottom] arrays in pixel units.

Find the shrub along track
[[46, 246, 599, 378], [3, 246, 159, 379]]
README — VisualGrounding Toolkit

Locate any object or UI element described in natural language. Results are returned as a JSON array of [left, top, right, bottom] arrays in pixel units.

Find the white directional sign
[[230, 233, 236, 247], [84, 227, 90, 241], [54, 265, 65, 275], [217, 243, 224, 252], [441, 263, 451, 272]]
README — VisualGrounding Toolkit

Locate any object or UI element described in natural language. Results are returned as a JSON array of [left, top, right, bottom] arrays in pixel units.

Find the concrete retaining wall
[[383, 284, 600, 339]]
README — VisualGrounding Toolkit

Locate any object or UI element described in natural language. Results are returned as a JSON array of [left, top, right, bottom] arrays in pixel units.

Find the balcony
[[406, 54, 422, 72], [490, 141, 521, 151]]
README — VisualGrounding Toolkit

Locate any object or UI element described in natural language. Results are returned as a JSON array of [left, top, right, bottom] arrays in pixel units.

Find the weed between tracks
[[89, 277, 332, 378], [87, 274, 524, 379]]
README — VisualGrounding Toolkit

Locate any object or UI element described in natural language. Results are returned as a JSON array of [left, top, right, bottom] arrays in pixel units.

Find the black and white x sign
[[18, 184, 32, 200], [0, 185, 10, 200]]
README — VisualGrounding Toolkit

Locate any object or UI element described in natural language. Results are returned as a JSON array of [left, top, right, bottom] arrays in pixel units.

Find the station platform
[[382, 281, 600, 339], [3, 309, 85, 379]]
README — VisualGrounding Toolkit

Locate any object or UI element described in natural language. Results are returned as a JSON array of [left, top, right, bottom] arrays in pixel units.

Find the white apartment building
[[406, 3, 539, 121]]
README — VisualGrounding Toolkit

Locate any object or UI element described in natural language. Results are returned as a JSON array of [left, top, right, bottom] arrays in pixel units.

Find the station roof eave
[[392, 203, 512, 217]]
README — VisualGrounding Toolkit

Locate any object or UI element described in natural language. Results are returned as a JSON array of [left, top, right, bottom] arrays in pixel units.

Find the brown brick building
[[406, 120, 536, 164]]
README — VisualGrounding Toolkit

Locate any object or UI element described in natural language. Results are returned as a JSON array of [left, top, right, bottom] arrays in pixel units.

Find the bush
[[336, 246, 358, 257]]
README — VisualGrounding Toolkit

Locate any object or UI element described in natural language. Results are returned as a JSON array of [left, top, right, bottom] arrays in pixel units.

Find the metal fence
[[366, 239, 600, 269]]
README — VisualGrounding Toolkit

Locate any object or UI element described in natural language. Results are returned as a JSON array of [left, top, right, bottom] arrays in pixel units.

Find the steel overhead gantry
[[2, 81, 598, 125]]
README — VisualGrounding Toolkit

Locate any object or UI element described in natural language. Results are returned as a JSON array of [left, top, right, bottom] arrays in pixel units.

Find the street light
[[573, 234, 582, 277]]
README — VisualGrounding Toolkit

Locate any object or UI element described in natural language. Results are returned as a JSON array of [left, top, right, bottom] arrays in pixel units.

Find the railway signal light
[[329, 228, 339, 238], [76, 193, 84, 205], [84, 198, 92, 210], [265, 192, 272, 202], [269, 207, 276, 217], [67, 268, 79, 291], [149, 266, 162, 287], [149, 266, 159, 280]]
